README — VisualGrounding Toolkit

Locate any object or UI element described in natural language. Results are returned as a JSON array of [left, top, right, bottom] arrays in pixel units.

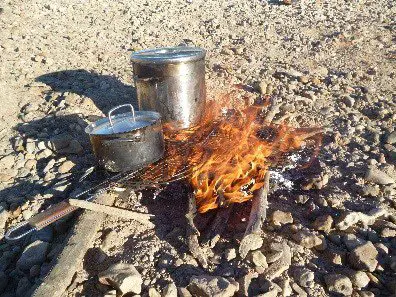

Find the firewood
[[202, 205, 233, 248], [185, 192, 208, 268], [68, 199, 154, 228]]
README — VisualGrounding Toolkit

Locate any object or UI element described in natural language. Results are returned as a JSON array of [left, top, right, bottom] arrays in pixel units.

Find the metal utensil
[[85, 104, 165, 172], [131, 47, 206, 129]]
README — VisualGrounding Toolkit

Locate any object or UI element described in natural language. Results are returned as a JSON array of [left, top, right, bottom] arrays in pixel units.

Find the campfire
[[134, 86, 323, 267]]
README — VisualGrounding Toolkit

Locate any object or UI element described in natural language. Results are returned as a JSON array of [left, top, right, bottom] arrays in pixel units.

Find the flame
[[143, 90, 322, 213]]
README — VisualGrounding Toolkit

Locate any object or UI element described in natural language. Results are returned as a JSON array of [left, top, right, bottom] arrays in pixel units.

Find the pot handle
[[108, 104, 136, 132]]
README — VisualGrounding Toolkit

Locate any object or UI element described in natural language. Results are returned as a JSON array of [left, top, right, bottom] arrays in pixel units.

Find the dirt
[[0, 0, 395, 296]]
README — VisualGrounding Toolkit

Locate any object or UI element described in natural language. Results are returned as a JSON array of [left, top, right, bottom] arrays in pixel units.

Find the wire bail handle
[[108, 104, 136, 132]]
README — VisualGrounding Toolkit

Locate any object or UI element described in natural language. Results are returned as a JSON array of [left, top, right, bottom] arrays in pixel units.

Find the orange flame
[[144, 90, 322, 213]]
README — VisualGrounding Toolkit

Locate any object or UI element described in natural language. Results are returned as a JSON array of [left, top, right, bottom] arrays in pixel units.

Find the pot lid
[[85, 104, 161, 135], [131, 47, 206, 64]]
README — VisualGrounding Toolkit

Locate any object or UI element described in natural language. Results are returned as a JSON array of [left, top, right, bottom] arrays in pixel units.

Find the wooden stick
[[202, 205, 233, 248], [68, 199, 154, 228], [185, 192, 208, 268], [244, 171, 270, 236]]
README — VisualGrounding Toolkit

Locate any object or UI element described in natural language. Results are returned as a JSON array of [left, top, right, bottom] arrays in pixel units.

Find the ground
[[0, 0, 395, 296]]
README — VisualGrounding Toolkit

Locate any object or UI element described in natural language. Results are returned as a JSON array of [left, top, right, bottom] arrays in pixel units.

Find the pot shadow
[[36, 69, 138, 114]]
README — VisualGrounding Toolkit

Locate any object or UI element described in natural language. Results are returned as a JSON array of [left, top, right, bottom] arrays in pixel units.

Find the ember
[[142, 87, 323, 213]]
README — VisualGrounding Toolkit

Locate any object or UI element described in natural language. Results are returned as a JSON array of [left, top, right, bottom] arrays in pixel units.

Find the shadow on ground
[[36, 69, 137, 114]]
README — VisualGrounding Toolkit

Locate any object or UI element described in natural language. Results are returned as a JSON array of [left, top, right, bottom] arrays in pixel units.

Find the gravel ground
[[0, 0, 395, 296]]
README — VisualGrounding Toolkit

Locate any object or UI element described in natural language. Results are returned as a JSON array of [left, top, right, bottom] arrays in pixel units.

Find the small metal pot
[[85, 104, 164, 172], [131, 47, 206, 129]]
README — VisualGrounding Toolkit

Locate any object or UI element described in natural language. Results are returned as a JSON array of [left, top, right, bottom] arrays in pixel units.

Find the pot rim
[[85, 110, 162, 136], [131, 46, 206, 64]]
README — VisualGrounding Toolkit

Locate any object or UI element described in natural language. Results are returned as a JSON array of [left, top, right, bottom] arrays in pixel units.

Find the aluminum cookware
[[85, 104, 164, 172], [131, 46, 206, 129]]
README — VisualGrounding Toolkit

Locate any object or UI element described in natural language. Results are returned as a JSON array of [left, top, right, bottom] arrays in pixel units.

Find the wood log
[[185, 192, 208, 268], [202, 205, 233, 248]]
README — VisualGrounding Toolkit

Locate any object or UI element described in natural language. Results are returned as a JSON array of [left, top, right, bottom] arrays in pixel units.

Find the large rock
[[293, 230, 326, 250], [349, 241, 378, 272], [187, 275, 238, 297], [324, 274, 353, 296], [98, 263, 142, 295], [17, 240, 49, 271], [270, 210, 293, 227], [312, 215, 333, 233], [349, 271, 370, 289]]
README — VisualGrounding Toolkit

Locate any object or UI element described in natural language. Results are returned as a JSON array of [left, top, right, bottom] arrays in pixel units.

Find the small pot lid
[[85, 104, 161, 135], [131, 46, 206, 64]]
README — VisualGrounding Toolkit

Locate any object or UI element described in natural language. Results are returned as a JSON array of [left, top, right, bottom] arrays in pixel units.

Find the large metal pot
[[131, 46, 206, 129], [85, 104, 164, 172]]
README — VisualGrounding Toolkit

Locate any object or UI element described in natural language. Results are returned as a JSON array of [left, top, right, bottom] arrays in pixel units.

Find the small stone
[[251, 250, 268, 269], [298, 76, 309, 84], [263, 243, 291, 280], [239, 234, 263, 259], [16, 277, 32, 297], [224, 248, 236, 261], [271, 210, 293, 227], [58, 160, 75, 174], [259, 81, 268, 95], [385, 131, 396, 144], [364, 167, 394, 185], [312, 215, 333, 233], [381, 228, 396, 238], [294, 268, 314, 288], [327, 251, 344, 265], [293, 230, 326, 250], [343, 234, 366, 251], [29, 264, 41, 278], [266, 250, 283, 263], [24, 159, 37, 170], [16, 240, 49, 271], [149, 288, 161, 297], [360, 185, 380, 197], [177, 287, 192, 297], [349, 271, 370, 289], [324, 274, 353, 296], [25, 141, 36, 154], [163, 282, 177, 297], [349, 241, 378, 272], [98, 263, 142, 295], [0, 154, 15, 169], [291, 283, 307, 297], [187, 275, 238, 297], [342, 95, 355, 107]]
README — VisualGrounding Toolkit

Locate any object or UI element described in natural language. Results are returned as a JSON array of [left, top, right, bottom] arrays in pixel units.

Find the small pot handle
[[108, 104, 136, 132]]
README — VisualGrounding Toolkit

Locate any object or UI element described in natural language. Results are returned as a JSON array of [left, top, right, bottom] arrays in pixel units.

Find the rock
[[16, 240, 49, 271], [324, 274, 353, 296], [25, 141, 36, 154], [16, 277, 32, 297], [271, 210, 293, 227], [381, 228, 396, 238], [336, 208, 386, 231], [266, 250, 283, 263], [149, 288, 161, 297], [359, 291, 375, 297], [177, 287, 192, 297], [291, 283, 307, 297], [0, 205, 9, 238], [360, 185, 380, 197], [0, 271, 8, 293], [251, 250, 268, 269], [349, 271, 370, 289], [259, 81, 268, 94], [263, 243, 291, 280], [98, 263, 142, 295], [239, 233, 263, 259], [293, 230, 326, 250], [343, 234, 366, 251], [0, 154, 15, 169], [349, 241, 378, 272], [24, 159, 37, 170], [187, 275, 238, 297], [364, 167, 394, 185], [104, 290, 117, 297], [224, 248, 236, 261], [50, 134, 83, 155], [385, 131, 396, 144], [238, 271, 258, 296], [312, 215, 333, 233], [62, 139, 83, 154], [58, 160, 75, 173], [30, 264, 41, 278], [294, 268, 314, 288], [342, 95, 355, 107], [163, 282, 177, 297]]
